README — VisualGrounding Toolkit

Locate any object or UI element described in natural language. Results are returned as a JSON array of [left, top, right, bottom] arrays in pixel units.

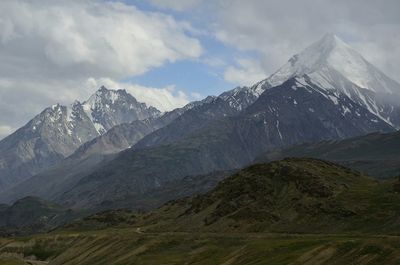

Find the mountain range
[[0, 87, 160, 191], [1, 33, 400, 210]]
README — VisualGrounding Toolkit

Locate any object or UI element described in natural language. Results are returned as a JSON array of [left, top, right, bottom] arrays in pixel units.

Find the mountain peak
[[86, 87, 121, 105], [265, 34, 400, 94], [319, 33, 345, 46], [98, 85, 109, 92], [306, 33, 352, 60], [286, 33, 354, 73], [91, 86, 132, 104]]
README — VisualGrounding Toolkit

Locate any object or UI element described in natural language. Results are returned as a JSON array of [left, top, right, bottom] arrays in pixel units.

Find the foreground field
[[2, 159, 400, 264], [2, 229, 400, 265]]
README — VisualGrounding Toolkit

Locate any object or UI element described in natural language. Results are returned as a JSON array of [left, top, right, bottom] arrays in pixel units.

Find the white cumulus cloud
[[0, 0, 203, 139], [0, 125, 14, 140], [224, 58, 267, 86], [0, 0, 202, 79], [149, 0, 202, 11], [212, 0, 400, 83]]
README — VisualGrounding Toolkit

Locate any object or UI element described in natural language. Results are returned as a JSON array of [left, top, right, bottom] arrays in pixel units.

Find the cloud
[[86, 78, 190, 112], [223, 58, 266, 86], [148, 0, 202, 11], [212, 0, 400, 82], [0, 125, 14, 140], [0, 0, 202, 139], [190, 92, 203, 100], [0, 0, 202, 80]]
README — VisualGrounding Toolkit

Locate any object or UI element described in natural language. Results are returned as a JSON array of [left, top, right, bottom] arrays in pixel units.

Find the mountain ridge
[[0, 86, 160, 191], [45, 76, 394, 209]]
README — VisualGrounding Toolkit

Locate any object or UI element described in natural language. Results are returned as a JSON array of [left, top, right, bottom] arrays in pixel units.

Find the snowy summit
[[265, 34, 400, 95]]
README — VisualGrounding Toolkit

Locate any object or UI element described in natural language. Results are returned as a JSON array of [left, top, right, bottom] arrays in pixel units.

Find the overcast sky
[[0, 0, 399, 139]]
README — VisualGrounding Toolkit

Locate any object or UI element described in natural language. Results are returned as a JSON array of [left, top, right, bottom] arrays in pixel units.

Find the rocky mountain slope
[[0, 86, 160, 191], [133, 91, 254, 149], [0, 96, 219, 205]]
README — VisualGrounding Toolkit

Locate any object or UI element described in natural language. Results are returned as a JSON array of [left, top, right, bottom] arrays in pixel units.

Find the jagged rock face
[[81, 86, 160, 134], [0, 87, 160, 191]]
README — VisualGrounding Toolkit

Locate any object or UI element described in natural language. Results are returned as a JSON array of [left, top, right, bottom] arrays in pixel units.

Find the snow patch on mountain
[[266, 34, 400, 95]]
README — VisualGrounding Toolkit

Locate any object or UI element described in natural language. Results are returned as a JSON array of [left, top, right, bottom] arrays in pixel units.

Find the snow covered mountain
[[266, 34, 400, 93], [81, 86, 160, 134], [253, 34, 400, 127], [0, 96, 220, 204], [134, 34, 400, 151], [40, 76, 396, 210], [0, 86, 160, 191]]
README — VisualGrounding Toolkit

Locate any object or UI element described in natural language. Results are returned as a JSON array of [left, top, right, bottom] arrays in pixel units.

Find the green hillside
[[133, 158, 400, 234], [2, 158, 400, 264]]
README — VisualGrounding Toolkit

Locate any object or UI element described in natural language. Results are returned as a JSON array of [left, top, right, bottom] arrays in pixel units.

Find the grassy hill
[[131, 158, 400, 234], [2, 158, 400, 264]]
